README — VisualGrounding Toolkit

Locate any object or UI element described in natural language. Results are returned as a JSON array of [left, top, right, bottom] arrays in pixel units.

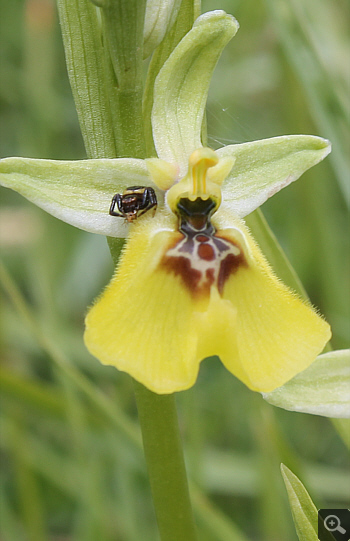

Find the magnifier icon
[[324, 514, 346, 534]]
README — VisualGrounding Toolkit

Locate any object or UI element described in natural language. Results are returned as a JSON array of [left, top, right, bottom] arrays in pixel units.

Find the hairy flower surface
[[0, 11, 331, 394]]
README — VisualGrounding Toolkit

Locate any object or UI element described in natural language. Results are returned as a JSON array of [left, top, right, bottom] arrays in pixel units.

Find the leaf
[[0, 156, 155, 237], [263, 350, 350, 418], [152, 10, 239, 175], [217, 135, 331, 217], [56, 0, 116, 158], [280, 464, 318, 541]]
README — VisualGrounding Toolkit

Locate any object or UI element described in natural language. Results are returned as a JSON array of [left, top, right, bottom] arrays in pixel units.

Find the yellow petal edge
[[84, 210, 331, 394]]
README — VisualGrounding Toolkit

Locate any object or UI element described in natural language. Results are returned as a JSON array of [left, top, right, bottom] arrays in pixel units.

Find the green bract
[[281, 464, 318, 541]]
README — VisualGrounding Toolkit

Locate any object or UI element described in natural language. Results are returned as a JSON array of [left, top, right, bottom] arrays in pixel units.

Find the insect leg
[[109, 194, 124, 217], [147, 187, 158, 216]]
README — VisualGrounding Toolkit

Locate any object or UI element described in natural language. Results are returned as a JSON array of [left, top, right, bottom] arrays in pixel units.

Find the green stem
[[133, 381, 198, 541], [101, 0, 147, 157]]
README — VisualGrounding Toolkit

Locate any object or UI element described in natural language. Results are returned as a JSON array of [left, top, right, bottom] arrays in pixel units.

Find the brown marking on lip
[[198, 243, 215, 261], [205, 268, 215, 287], [217, 250, 247, 295], [160, 227, 248, 298], [196, 235, 209, 243], [161, 255, 205, 295]]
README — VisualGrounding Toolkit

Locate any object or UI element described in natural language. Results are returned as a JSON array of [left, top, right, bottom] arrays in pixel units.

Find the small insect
[[109, 186, 157, 223]]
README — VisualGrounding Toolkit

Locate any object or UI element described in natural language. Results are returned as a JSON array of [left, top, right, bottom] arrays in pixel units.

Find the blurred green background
[[0, 0, 349, 540]]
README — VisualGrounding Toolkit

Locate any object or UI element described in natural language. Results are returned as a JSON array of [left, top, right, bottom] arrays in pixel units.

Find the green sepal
[[0, 157, 154, 238], [152, 10, 239, 174], [263, 350, 350, 418], [143, 0, 199, 157], [218, 135, 331, 217]]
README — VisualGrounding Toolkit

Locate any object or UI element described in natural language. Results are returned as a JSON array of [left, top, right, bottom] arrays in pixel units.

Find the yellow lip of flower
[[84, 193, 331, 394]]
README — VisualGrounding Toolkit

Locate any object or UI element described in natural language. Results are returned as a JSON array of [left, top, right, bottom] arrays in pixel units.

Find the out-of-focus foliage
[[0, 0, 349, 540]]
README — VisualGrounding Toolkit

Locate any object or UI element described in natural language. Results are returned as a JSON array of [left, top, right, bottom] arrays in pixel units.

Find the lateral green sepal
[[263, 349, 350, 418], [0, 157, 156, 238], [218, 135, 331, 217]]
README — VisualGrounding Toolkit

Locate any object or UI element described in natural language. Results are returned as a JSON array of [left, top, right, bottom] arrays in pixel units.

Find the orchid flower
[[0, 11, 331, 394]]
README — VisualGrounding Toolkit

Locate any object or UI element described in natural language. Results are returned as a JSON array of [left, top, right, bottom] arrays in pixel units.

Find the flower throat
[[161, 195, 247, 298]]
